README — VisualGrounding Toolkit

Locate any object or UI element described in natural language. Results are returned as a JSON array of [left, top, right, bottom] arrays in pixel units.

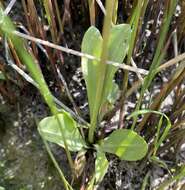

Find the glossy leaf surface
[[38, 113, 86, 152], [99, 129, 148, 161]]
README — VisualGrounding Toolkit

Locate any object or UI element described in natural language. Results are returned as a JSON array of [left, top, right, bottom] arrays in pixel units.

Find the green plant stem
[[43, 138, 73, 190], [141, 171, 150, 190], [112, 0, 118, 24], [0, 8, 74, 172], [22, 40, 75, 175], [128, 109, 171, 155], [88, 0, 95, 25], [119, 0, 144, 128], [138, 67, 185, 131], [88, 0, 115, 143], [131, 0, 178, 130]]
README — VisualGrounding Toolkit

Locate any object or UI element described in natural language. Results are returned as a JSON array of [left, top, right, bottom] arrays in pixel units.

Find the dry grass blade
[[131, 0, 178, 130], [172, 88, 185, 114], [177, 0, 185, 43], [21, 0, 40, 58], [62, 0, 71, 30], [96, 0, 106, 15], [21, 0, 64, 86], [43, 0, 58, 42], [138, 67, 185, 131], [173, 104, 185, 119], [56, 66, 80, 116], [13, 31, 149, 75], [4, 0, 16, 15], [54, 0, 63, 34], [157, 53, 185, 72], [131, 57, 144, 83], [4, 39, 88, 126], [172, 118, 185, 130]]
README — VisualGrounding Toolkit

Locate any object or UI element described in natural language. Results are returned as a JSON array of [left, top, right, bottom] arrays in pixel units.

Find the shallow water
[[0, 101, 68, 190]]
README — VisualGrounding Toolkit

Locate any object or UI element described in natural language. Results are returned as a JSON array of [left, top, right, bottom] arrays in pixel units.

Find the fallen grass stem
[[13, 31, 148, 75], [4, 39, 88, 126], [56, 66, 80, 116], [4, 0, 16, 15], [157, 52, 185, 72], [95, 0, 106, 15]]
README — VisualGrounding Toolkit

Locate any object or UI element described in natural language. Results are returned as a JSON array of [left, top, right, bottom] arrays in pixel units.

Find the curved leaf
[[95, 151, 109, 184], [101, 24, 131, 107], [99, 129, 148, 161], [81, 26, 103, 120], [128, 109, 171, 155], [38, 113, 86, 152], [81, 24, 131, 121]]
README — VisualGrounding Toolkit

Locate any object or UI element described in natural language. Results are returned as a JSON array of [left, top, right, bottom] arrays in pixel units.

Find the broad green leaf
[[99, 129, 148, 161], [101, 24, 130, 108], [0, 187, 5, 190], [81, 24, 130, 120], [95, 151, 109, 183], [100, 24, 131, 117], [38, 112, 86, 152], [81, 26, 102, 120]]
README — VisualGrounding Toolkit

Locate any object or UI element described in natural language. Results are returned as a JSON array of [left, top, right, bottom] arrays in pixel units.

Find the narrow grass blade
[[128, 110, 171, 155], [131, 1, 178, 129]]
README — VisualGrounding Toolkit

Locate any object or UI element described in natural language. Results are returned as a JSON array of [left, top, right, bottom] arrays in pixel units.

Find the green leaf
[[81, 24, 130, 120], [0, 71, 5, 80], [150, 156, 170, 172], [99, 129, 148, 161], [100, 82, 119, 119], [38, 112, 87, 152], [95, 151, 109, 184], [128, 109, 171, 155], [112, 0, 118, 24], [81, 26, 102, 120], [101, 24, 131, 115], [86, 176, 95, 190], [0, 187, 5, 190], [107, 82, 119, 105]]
